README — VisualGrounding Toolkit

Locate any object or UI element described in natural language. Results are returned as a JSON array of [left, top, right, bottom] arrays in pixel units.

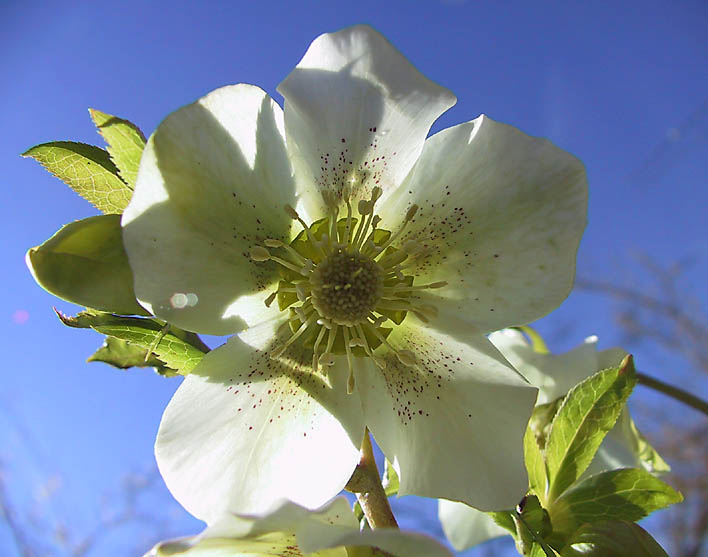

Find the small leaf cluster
[[490, 356, 682, 556], [25, 111, 209, 376]]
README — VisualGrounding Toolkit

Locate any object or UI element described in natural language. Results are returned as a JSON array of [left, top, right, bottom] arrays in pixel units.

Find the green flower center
[[251, 187, 446, 392], [310, 249, 383, 326]]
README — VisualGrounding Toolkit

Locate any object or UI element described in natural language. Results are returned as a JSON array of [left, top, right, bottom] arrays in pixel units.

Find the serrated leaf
[[524, 425, 547, 503], [565, 520, 668, 557], [23, 141, 131, 213], [545, 356, 637, 501], [89, 108, 146, 187], [549, 468, 682, 538], [26, 214, 148, 315], [382, 459, 400, 497], [57, 310, 208, 374]]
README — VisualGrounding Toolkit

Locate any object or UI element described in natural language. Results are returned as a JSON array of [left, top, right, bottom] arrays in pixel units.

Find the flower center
[[310, 249, 383, 326], [250, 186, 446, 393]]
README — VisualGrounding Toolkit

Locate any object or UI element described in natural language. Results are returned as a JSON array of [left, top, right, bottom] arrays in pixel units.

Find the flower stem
[[637, 371, 708, 417], [346, 430, 399, 529]]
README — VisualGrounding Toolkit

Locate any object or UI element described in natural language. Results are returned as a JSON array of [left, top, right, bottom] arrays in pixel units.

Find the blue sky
[[2, 1, 706, 555]]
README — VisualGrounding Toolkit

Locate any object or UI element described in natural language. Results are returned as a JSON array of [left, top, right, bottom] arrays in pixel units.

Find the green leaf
[[513, 495, 553, 555], [89, 108, 146, 187], [23, 141, 132, 213], [382, 459, 400, 497], [26, 214, 148, 315], [489, 511, 516, 536], [564, 520, 668, 557], [524, 425, 547, 503], [57, 310, 209, 374], [549, 468, 683, 538], [545, 356, 637, 501], [528, 544, 559, 557], [88, 336, 179, 376]]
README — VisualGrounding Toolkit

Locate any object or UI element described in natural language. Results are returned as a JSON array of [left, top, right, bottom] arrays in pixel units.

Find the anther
[[264, 238, 283, 248], [347, 370, 356, 395], [251, 246, 271, 262], [358, 199, 373, 215], [284, 204, 299, 220], [405, 204, 419, 221], [396, 349, 417, 368]]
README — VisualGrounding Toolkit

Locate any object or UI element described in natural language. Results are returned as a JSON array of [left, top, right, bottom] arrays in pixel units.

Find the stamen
[[270, 255, 309, 274], [284, 204, 326, 260], [377, 249, 410, 270], [250, 246, 270, 262], [318, 325, 339, 369], [271, 313, 317, 358], [373, 204, 418, 258], [343, 327, 355, 394], [311, 325, 328, 372], [371, 314, 388, 328], [396, 349, 417, 367], [352, 203, 372, 248], [265, 238, 310, 266], [383, 281, 448, 293]]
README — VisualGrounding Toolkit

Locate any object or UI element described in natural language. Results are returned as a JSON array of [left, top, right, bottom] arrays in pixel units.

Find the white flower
[[144, 497, 452, 557], [122, 25, 587, 522], [438, 329, 668, 551]]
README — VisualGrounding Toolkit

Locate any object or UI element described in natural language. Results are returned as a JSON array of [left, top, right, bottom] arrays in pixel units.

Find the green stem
[[637, 371, 708, 417], [346, 430, 398, 529]]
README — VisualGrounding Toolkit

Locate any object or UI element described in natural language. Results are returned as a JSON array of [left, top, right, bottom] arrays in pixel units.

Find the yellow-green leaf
[[565, 520, 669, 557], [58, 310, 209, 374], [545, 356, 637, 502], [23, 141, 131, 213], [524, 425, 547, 503], [549, 468, 682, 539], [89, 108, 146, 187], [88, 336, 178, 376], [26, 215, 148, 315]]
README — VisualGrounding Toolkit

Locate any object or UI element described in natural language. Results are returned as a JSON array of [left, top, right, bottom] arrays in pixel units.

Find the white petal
[[278, 25, 456, 216], [489, 329, 599, 404], [438, 499, 508, 551], [122, 85, 295, 335], [379, 115, 587, 335], [146, 497, 451, 557], [155, 323, 365, 523], [586, 409, 641, 476], [304, 528, 454, 557], [146, 498, 355, 557], [355, 319, 537, 511]]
